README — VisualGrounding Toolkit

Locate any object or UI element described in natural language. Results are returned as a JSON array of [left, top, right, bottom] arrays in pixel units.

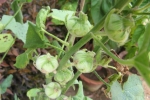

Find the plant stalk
[[132, 0, 144, 7], [46, 43, 65, 52], [3, 4, 23, 30], [134, 3, 150, 13], [93, 71, 110, 87], [11, 1, 23, 23], [91, 33, 134, 66], [41, 28, 69, 47], [62, 71, 81, 94]]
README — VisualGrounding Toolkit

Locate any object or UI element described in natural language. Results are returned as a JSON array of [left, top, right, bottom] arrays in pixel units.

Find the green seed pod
[[66, 11, 93, 37], [73, 49, 95, 73], [35, 53, 58, 74], [44, 82, 61, 99], [54, 68, 74, 85], [104, 9, 134, 45]]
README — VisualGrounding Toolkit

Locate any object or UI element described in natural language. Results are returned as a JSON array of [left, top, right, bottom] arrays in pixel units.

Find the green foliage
[[110, 74, 144, 100], [11, 0, 23, 23], [132, 25, 145, 45], [27, 88, 42, 100], [36, 6, 50, 29], [14, 52, 29, 68], [13, 0, 32, 4], [14, 94, 20, 100], [1, 15, 28, 43], [72, 81, 92, 100], [0, 34, 14, 53], [49, 9, 75, 25], [61, 1, 78, 11], [0, 75, 13, 94], [23, 22, 48, 48], [90, 0, 117, 24], [1, 0, 150, 100]]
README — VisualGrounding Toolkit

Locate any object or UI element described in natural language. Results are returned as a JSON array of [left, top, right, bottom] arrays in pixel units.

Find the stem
[[133, 3, 150, 13], [46, 43, 65, 52], [133, 12, 150, 15], [67, 35, 76, 50], [62, 71, 81, 94], [91, 33, 134, 66], [132, 0, 144, 7], [93, 71, 110, 87], [3, 4, 23, 30], [58, 0, 132, 70], [80, 0, 85, 11], [57, 16, 105, 71], [58, 32, 70, 58], [0, 37, 16, 63], [41, 28, 69, 47], [11, 1, 23, 23], [114, 0, 132, 13]]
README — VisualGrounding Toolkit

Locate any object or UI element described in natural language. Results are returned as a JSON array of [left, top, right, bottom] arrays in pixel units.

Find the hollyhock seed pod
[[104, 9, 134, 45], [44, 82, 61, 99], [35, 53, 58, 74], [73, 49, 95, 73], [54, 68, 74, 85], [66, 11, 93, 37]]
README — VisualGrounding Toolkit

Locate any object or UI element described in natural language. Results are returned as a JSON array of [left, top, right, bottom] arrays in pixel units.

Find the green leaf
[[61, 1, 78, 11], [1, 15, 28, 43], [72, 81, 92, 100], [14, 52, 29, 68], [91, 0, 102, 24], [27, 88, 42, 100], [12, 0, 32, 4], [11, 0, 23, 23], [20, 0, 32, 3], [91, 0, 116, 25], [0, 74, 13, 94], [49, 9, 75, 23], [0, 34, 14, 53], [14, 93, 20, 100], [23, 22, 47, 48], [110, 74, 144, 100], [132, 25, 145, 44], [133, 23, 150, 86], [36, 6, 50, 29]]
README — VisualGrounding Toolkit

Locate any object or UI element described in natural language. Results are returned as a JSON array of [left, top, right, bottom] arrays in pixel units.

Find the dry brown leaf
[[7, 69, 17, 74], [0, 61, 9, 67], [0, 0, 7, 6]]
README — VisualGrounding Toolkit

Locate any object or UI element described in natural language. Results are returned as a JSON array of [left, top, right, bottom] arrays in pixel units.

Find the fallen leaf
[[0, 0, 7, 6]]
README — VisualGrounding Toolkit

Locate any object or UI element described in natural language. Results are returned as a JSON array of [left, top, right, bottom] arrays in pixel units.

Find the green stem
[[46, 43, 65, 52], [3, 4, 23, 30], [11, 1, 23, 23], [93, 71, 110, 87], [58, 0, 132, 70], [133, 3, 150, 13], [133, 12, 150, 15], [91, 33, 134, 66], [114, 0, 132, 13], [41, 28, 69, 47], [132, 0, 144, 7], [57, 17, 105, 71], [62, 71, 81, 94], [67, 35, 76, 50], [0, 37, 16, 63], [58, 32, 70, 58]]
